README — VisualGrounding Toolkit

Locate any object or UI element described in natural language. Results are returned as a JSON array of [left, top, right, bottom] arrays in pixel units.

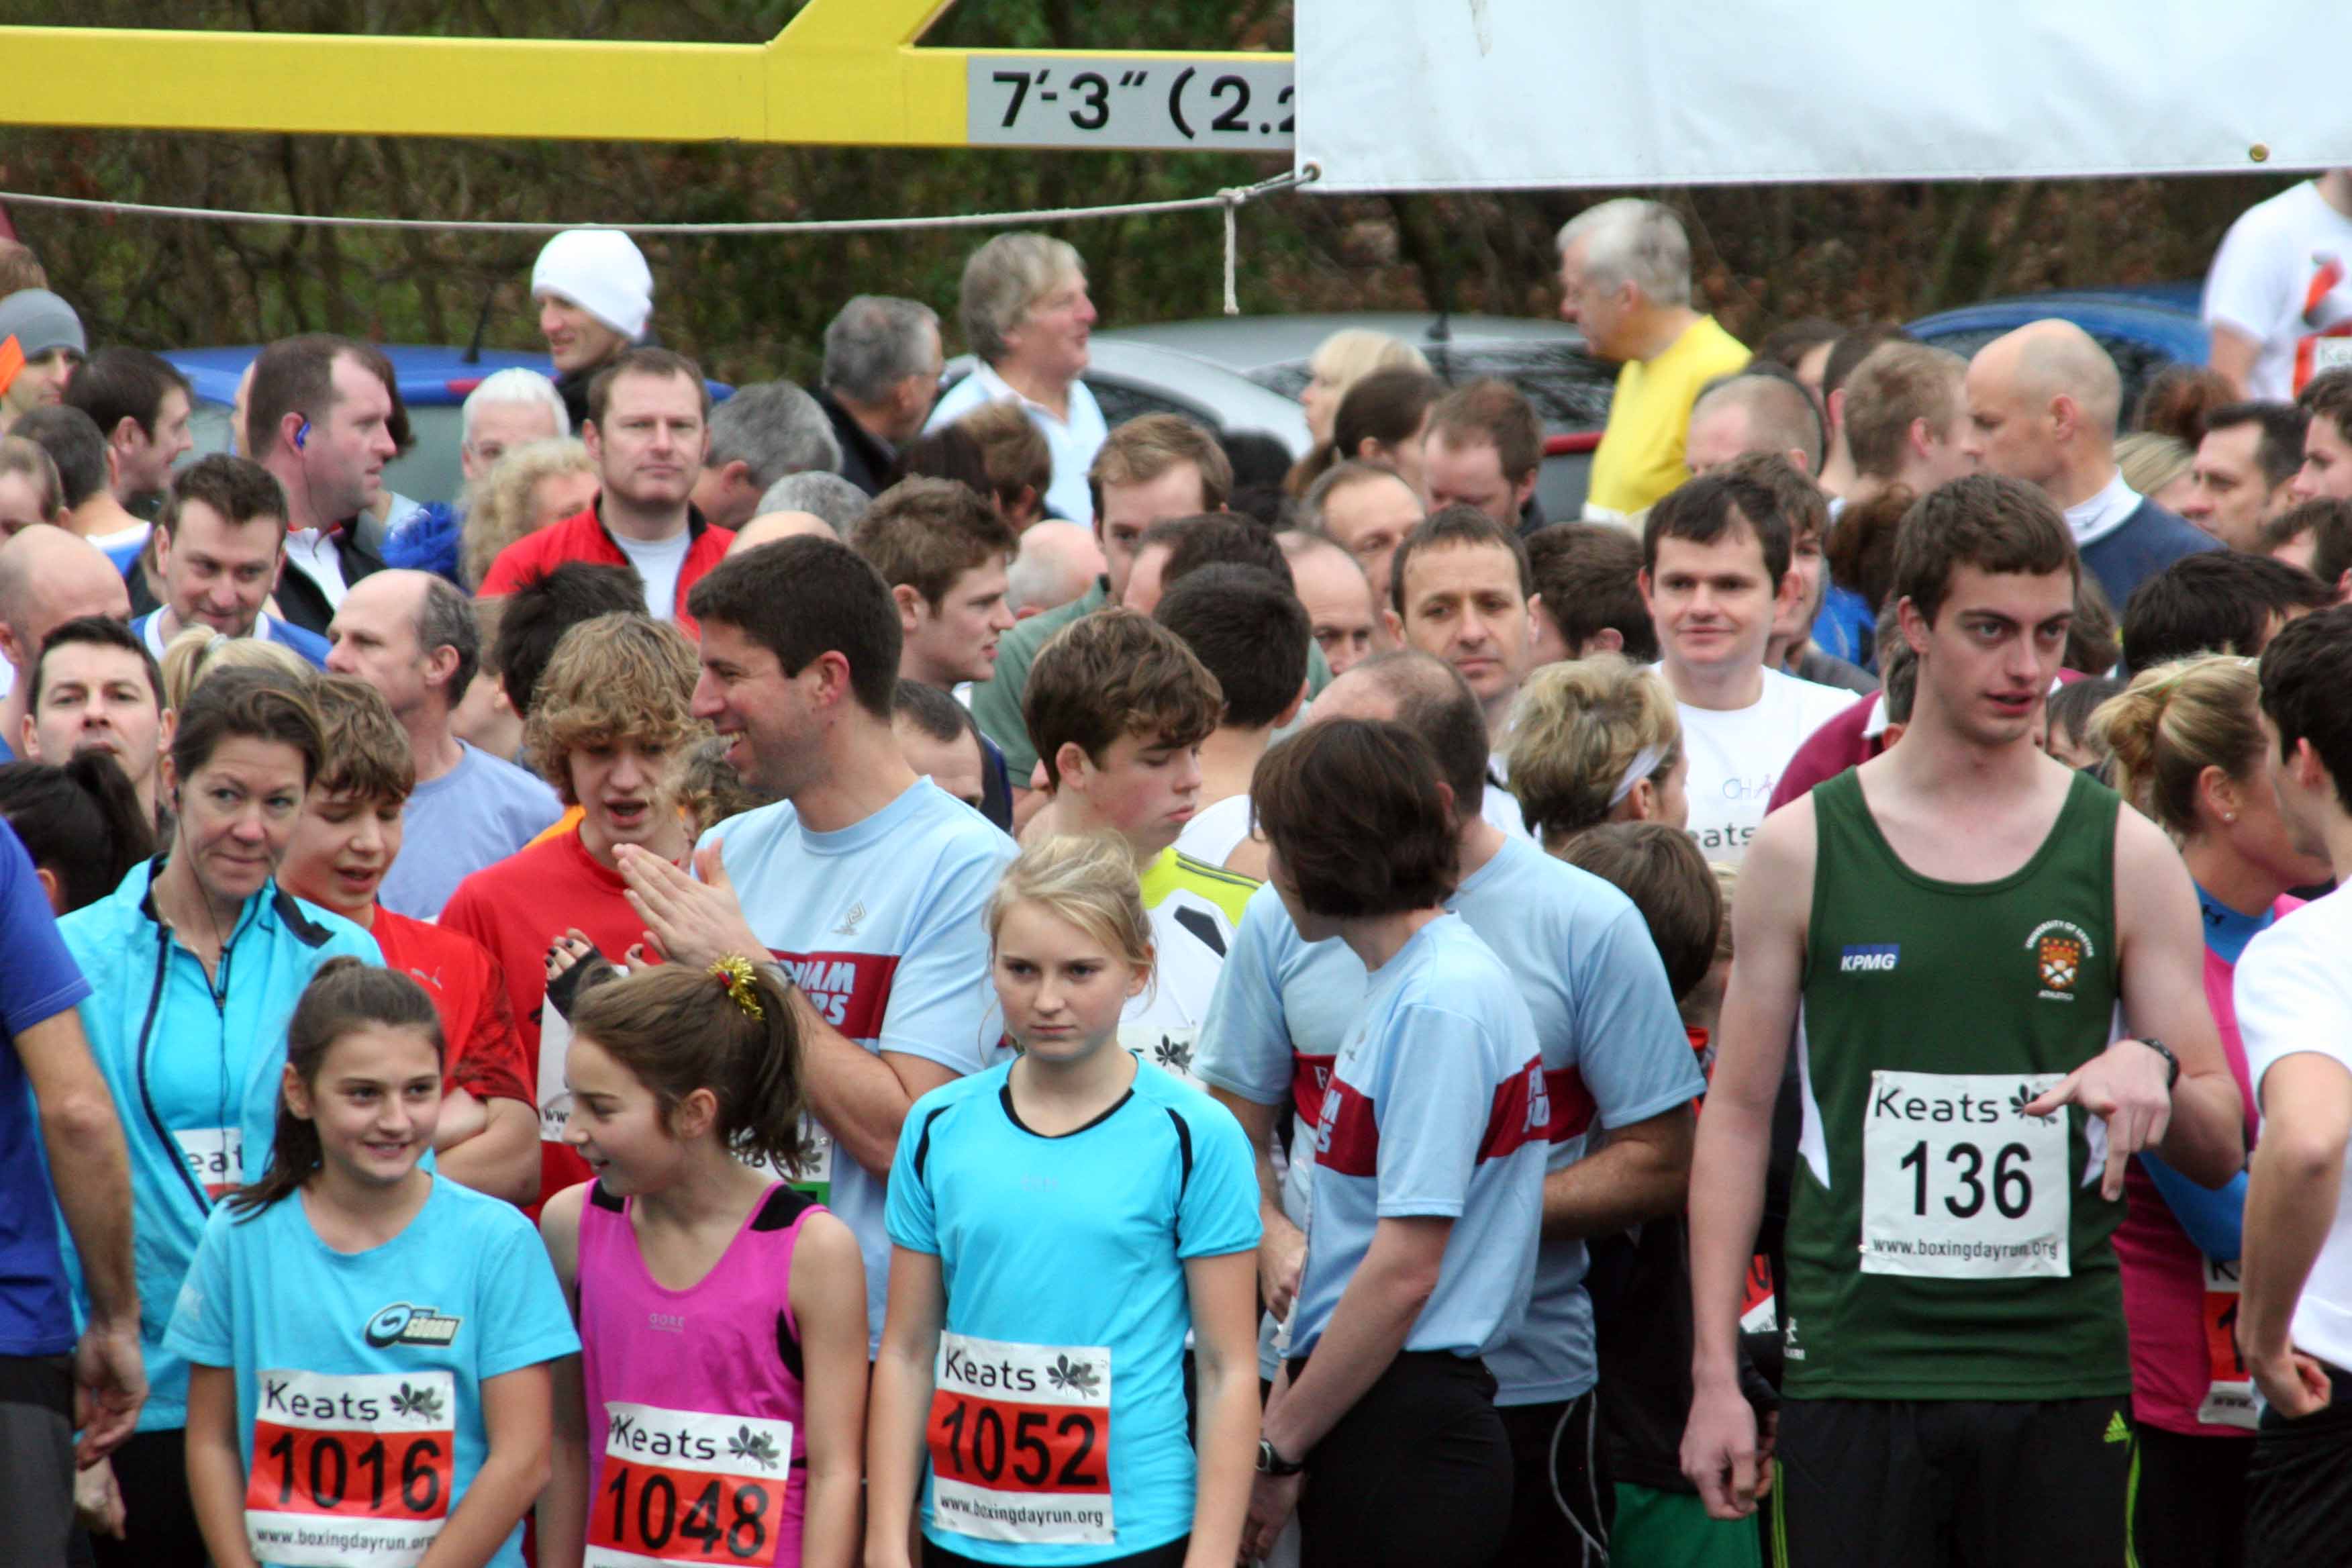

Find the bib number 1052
[[1861, 1071, 2071, 1279]]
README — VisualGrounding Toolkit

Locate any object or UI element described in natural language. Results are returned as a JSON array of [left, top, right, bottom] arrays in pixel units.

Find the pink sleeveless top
[[577, 1181, 819, 1567]]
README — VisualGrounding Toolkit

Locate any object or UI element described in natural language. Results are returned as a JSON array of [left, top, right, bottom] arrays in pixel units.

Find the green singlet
[[1780, 767, 2128, 1402]]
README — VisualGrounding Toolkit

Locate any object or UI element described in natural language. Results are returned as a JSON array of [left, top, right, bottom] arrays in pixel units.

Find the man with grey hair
[[687, 381, 842, 532], [818, 294, 944, 495], [326, 568, 560, 918], [1963, 318, 2218, 605], [1005, 518, 1107, 616], [1685, 370, 1824, 477], [924, 231, 1106, 524], [753, 469, 869, 538], [388, 367, 573, 585], [1558, 198, 1751, 519]]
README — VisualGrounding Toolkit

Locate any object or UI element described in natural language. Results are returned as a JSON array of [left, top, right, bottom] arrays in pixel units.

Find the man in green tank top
[[1679, 473, 2245, 1566]]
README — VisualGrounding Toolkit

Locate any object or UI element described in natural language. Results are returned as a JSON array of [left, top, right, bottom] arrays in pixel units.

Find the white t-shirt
[[1173, 792, 1255, 869], [1671, 664, 1853, 865], [2203, 179, 2352, 400], [2237, 886, 2352, 1369], [611, 529, 693, 622]]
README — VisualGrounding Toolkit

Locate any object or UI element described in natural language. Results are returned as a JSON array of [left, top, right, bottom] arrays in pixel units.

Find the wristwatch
[[2137, 1036, 2179, 1091], [1256, 1438, 1306, 1477]]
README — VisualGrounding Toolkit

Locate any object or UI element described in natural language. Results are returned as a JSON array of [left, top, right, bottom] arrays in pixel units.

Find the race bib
[[245, 1369, 455, 1568], [538, 1000, 576, 1145], [1861, 1071, 2071, 1279], [175, 1126, 244, 1200], [791, 1122, 832, 1206], [586, 1404, 794, 1567], [2197, 1257, 2258, 1431], [926, 1332, 1113, 1546], [1120, 1022, 1204, 1089], [2310, 334, 2352, 381]]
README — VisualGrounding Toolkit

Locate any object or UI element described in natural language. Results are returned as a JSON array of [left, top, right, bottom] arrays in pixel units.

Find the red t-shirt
[[475, 503, 734, 636], [441, 828, 672, 1210], [370, 908, 530, 1109]]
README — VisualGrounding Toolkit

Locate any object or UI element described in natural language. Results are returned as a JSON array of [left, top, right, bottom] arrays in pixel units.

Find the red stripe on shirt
[[770, 949, 900, 1041], [1315, 1078, 1381, 1178], [1478, 1057, 1552, 1163]]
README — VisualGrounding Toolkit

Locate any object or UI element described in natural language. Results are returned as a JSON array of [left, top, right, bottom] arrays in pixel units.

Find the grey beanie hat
[[0, 289, 85, 358]]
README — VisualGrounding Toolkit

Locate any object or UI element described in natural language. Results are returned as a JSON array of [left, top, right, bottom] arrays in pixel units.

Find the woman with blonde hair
[[157, 622, 313, 714], [1286, 332, 1433, 495], [1503, 654, 1687, 853], [2090, 654, 2327, 1568], [460, 436, 599, 589]]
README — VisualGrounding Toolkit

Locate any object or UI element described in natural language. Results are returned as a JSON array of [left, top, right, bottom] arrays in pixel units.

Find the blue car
[[1906, 287, 2207, 421], [162, 344, 563, 507], [161, 344, 734, 509]]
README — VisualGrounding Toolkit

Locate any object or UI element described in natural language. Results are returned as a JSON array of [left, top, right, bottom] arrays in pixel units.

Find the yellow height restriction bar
[[0, 0, 1293, 152]]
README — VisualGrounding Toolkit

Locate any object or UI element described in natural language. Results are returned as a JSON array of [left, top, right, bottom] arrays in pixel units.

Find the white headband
[[1608, 742, 1671, 807]]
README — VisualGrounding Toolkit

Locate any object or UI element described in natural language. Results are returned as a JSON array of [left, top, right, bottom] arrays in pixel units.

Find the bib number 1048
[[1861, 1071, 2071, 1279]]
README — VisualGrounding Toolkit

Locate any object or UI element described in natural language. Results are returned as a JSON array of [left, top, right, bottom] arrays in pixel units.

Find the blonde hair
[[985, 834, 1155, 983], [2116, 432, 2194, 503], [2090, 654, 2265, 838], [1310, 330, 1430, 401], [159, 624, 315, 714], [462, 436, 595, 589], [1505, 654, 1683, 850], [524, 612, 707, 805]]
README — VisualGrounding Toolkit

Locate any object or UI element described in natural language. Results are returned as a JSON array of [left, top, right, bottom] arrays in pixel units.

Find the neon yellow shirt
[[1585, 315, 1751, 518]]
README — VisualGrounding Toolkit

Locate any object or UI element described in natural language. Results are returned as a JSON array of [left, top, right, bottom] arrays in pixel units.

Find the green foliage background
[[0, 1, 2302, 377]]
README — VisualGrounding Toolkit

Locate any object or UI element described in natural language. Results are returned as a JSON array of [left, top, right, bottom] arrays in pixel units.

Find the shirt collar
[[970, 361, 1075, 431], [2063, 470, 2141, 548]]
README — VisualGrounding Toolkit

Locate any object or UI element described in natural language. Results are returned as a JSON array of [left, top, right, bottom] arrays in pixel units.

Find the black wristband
[[2136, 1036, 2179, 1091]]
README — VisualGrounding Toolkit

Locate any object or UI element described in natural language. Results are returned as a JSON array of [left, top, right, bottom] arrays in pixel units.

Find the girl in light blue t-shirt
[[166, 958, 578, 1568]]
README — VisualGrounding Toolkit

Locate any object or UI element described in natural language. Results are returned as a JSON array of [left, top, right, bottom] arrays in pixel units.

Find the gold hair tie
[[709, 954, 765, 1021]]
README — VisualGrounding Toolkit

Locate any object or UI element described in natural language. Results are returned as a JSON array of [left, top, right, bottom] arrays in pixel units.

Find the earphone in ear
[[293, 420, 310, 450]]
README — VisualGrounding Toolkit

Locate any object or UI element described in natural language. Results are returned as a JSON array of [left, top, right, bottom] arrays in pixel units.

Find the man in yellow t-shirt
[[1559, 199, 1751, 520]]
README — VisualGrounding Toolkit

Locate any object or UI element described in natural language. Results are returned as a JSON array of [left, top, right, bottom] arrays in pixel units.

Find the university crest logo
[[2024, 919, 2095, 1001]]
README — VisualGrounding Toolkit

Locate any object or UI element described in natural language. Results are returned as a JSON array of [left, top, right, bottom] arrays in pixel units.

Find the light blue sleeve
[[1369, 1003, 1492, 1220], [885, 1095, 944, 1255], [1175, 1097, 1264, 1260], [160, 1206, 238, 1369], [1577, 905, 1706, 1128], [2139, 1153, 2247, 1262], [876, 838, 1015, 1075], [473, 1207, 581, 1380], [1193, 894, 1295, 1106]]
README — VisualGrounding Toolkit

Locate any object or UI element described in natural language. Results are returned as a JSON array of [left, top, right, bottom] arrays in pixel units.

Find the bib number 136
[[1861, 1071, 2071, 1279]]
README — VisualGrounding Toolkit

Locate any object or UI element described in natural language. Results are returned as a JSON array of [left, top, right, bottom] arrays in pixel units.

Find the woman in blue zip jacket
[[60, 666, 379, 1567]]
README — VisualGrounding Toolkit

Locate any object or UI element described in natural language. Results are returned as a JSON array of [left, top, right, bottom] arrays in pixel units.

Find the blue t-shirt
[[0, 822, 93, 1357], [1199, 841, 1700, 1402], [888, 1059, 1259, 1564], [61, 861, 381, 1428], [377, 743, 562, 921], [1287, 915, 1547, 1362], [383, 502, 463, 586], [132, 609, 332, 671], [704, 779, 1016, 1349], [163, 1178, 578, 1568]]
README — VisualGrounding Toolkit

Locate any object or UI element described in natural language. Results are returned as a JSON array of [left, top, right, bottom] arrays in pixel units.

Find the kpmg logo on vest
[[2024, 919, 2094, 1001], [1839, 943, 1900, 974]]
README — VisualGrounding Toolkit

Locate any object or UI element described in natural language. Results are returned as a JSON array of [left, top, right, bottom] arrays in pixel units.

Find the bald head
[[1006, 520, 1108, 615], [1312, 648, 1490, 813], [0, 524, 131, 671], [1686, 373, 1822, 477], [1281, 531, 1380, 677], [1963, 319, 2126, 499], [729, 511, 842, 556]]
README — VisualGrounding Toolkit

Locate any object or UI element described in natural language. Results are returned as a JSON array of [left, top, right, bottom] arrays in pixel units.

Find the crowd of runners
[[0, 174, 2348, 1568]]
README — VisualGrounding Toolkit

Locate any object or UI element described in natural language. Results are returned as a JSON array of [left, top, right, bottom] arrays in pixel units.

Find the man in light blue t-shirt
[[328, 570, 560, 919]]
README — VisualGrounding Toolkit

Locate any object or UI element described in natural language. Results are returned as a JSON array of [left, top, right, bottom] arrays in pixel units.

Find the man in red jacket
[[479, 345, 734, 632]]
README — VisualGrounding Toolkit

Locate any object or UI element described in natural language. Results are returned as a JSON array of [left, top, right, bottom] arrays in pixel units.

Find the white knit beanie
[[530, 230, 653, 340]]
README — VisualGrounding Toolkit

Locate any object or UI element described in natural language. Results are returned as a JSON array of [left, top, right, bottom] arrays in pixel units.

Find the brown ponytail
[[568, 960, 811, 1176], [230, 958, 445, 1215]]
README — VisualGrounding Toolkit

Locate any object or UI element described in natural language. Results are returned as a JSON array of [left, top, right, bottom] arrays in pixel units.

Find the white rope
[[1222, 187, 1240, 316], [0, 166, 1316, 238]]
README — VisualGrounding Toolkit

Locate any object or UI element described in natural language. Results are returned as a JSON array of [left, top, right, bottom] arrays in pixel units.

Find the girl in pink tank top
[[535, 948, 871, 1568]]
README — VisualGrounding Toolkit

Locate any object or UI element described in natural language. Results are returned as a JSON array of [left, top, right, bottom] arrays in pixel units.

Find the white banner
[[1297, 1, 2352, 191]]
